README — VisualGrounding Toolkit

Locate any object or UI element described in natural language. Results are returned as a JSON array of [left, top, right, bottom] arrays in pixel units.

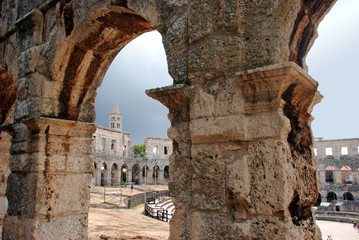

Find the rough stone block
[[189, 115, 247, 143]]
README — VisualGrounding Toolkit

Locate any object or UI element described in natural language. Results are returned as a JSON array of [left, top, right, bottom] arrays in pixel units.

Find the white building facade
[[92, 103, 171, 186]]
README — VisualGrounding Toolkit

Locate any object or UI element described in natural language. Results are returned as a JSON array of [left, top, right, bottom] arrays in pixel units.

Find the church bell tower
[[109, 101, 123, 131]]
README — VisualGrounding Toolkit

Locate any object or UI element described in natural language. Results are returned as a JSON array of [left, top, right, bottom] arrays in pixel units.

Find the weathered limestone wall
[[1, 0, 337, 239], [2, 118, 95, 239], [147, 63, 323, 239], [145, 137, 172, 156], [314, 138, 359, 158]]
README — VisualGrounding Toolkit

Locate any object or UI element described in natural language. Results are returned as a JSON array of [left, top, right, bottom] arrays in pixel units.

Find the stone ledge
[[24, 117, 96, 137]]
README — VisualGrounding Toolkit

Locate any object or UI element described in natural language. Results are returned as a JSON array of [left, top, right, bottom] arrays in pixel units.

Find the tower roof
[[112, 101, 120, 114]]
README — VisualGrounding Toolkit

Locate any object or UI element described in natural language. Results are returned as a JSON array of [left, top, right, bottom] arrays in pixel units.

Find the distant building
[[91, 102, 171, 187], [314, 138, 359, 211]]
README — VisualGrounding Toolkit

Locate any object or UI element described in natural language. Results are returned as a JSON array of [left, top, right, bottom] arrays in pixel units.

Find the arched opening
[[343, 192, 354, 201], [93, 162, 100, 186], [0, 0, 345, 239], [314, 193, 321, 207], [111, 163, 119, 186], [325, 166, 335, 183], [327, 192, 337, 203], [43, 5, 171, 238], [101, 163, 108, 186], [121, 164, 128, 184], [164, 166, 169, 180], [341, 166, 352, 184], [152, 165, 160, 180], [132, 164, 140, 185]]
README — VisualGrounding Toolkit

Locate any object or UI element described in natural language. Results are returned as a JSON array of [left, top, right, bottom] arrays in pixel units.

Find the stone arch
[[325, 166, 335, 183], [121, 164, 128, 184], [314, 193, 321, 206], [343, 192, 354, 201], [111, 163, 119, 186], [288, 1, 336, 69], [340, 166, 352, 184], [164, 165, 169, 180], [101, 162, 109, 186], [327, 192, 337, 203], [132, 164, 140, 184], [50, 5, 155, 122], [152, 165, 160, 180], [0, 1, 339, 239]]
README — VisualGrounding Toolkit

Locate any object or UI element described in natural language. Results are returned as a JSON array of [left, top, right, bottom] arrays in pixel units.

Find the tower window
[[164, 146, 168, 155], [117, 123, 120, 128]]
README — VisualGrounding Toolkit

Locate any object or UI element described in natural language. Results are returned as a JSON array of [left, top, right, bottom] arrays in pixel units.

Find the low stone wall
[[315, 211, 359, 223], [127, 190, 170, 209]]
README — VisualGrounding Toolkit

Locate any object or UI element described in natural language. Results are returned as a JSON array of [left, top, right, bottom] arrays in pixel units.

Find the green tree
[[133, 144, 146, 157]]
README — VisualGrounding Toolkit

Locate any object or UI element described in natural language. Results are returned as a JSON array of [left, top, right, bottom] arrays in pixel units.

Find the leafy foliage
[[133, 144, 146, 157]]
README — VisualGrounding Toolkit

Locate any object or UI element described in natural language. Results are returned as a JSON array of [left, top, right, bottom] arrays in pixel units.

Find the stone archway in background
[[132, 164, 140, 184], [327, 192, 338, 203], [111, 163, 119, 186], [0, 1, 338, 239], [121, 164, 129, 183]]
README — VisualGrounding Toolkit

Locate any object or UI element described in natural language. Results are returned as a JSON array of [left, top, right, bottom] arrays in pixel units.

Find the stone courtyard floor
[[317, 220, 359, 240], [89, 186, 359, 239]]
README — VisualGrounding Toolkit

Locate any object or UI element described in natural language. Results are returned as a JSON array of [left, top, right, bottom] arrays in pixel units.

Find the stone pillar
[[158, 170, 164, 184], [103, 169, 111, 186], [127, 169, 132, 184], [2, 118, 95, 240], [138, 170, 143, 185], [95, 169, 101, 186], [0, 136, 11, 237], [147, 62, 322, 239], [352, 171, 358, 185]]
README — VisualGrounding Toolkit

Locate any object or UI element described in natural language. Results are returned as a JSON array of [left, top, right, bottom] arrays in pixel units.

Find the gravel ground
[[89, 186, 359, 240]]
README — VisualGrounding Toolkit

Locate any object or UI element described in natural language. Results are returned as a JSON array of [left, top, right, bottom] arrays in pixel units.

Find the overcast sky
[[95, 0, 359, 144]]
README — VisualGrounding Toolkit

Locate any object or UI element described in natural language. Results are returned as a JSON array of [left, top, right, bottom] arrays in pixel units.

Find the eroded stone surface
[[148, 63, 323, 239], [1, 0, 336, 239]]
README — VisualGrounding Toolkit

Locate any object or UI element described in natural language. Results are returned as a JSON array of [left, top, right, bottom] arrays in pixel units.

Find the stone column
[[138, 169, 143, 185], [158, 170, 165, 184], [147, 167, 155, 184], [104, 169, 111, 186], [0, 136, 11, 237], [147, 62, 322, 239], [127, 169, 132, 184], [95, 169, 101, 186], [2, 118, 95, 240]]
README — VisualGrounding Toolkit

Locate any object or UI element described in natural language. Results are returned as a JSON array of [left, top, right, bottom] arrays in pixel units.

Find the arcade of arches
[[0, 0, 337, 239]]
